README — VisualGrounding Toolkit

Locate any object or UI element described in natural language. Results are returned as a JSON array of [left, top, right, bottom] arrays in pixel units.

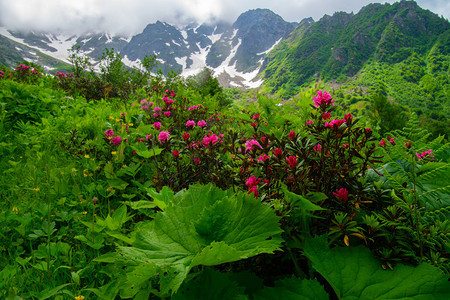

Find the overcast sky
[[0, 0, 448, 36]]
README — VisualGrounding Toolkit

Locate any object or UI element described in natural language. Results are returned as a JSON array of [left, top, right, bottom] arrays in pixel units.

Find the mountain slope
[[261, 0, 449, 96]]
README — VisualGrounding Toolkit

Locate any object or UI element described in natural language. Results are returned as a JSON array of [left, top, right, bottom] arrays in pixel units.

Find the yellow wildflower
[[75, 296, 85, 300], [109, 116, 114, 120], [82, 211, 87, 215], [12, 206, 18, 214], [115, 118, 120, 122], [84, 154, 89, 158], [111, 151, 117, 155], [33, 188, 39, 192], [83, 173, 88, 177], [128, 123, 133, 126]]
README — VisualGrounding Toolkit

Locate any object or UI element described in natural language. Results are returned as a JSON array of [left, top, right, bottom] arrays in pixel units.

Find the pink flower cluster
[[56, 71, 73, 79], [104, 129, 115, 137], [246, 175, 260, 198], [140, 99, 154, 111], [163, 95, 175, 106], [158, 131, 170, 143], [416, 149, 434, 161], [153, 122, 162, 130], [111, 136, 122, 145], [0, 71, 4, 78], [325, 119, 345, 129], [203, 134, 219, 147], [333, 188, 349, 202], [313, 90, 334, 108], [245, 139, 262, 152], [286, 156, 298, 169], [188, 105, 200, 111]]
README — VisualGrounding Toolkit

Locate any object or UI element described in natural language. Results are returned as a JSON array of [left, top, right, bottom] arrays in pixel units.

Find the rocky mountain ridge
[[0, 9, 297, 88]]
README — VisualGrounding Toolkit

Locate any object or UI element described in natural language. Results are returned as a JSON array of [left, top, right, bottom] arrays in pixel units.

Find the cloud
[[0, 0, 447, 36]]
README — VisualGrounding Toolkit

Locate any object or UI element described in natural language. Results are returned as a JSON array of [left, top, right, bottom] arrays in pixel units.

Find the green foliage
[[0, 59, 448, 299], [116, 183, 283, 295], [303, 235, 450, 299]]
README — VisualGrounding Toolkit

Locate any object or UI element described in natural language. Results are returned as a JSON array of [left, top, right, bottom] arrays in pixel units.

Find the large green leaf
[[303, 236, 450, 300], [252, 276, 328, 300], [172, 268, 248, 300], [119, 183, 283, 295]]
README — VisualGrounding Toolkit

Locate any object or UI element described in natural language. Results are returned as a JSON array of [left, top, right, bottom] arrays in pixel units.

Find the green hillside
[[259, 0, 449, 137]]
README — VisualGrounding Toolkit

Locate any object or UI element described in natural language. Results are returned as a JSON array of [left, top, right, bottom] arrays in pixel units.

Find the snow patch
[[230, 29, 238, 40], [122, 55, 143, 69], [208, 32, 222, 44], [182, 42, 209, 77], [172, 40, 181, 47], [180, 30, 188, 40], [175, 56, 187, 70], [257, 38, 282, 55]]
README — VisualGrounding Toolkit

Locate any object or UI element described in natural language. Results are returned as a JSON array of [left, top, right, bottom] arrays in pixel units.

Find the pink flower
[[140, 99, 147, 104], [146, 134, 152, 141], [405, 141, 411, 149], [416, 149, 434, 161], [154, 113, 161, 118], [258, 154, 270, 162], [172, 150, 180, 158], [248, 185, 258, 198], [333, 188, 349, 202], [263, 179, 270, 185], [203, 134, 218, 147], [344, 113, 353, 122], [194, 157, 200, 165], [253, 114, 260, 120], [154, 106, 161, 113], [389, 137, 395, 145], [288, 131, 296, 141], [197, 120, 207, 128], [251, 122, 257, 128], [245, 175, 260, 188], [313, 90, 334, 108], [245, 139, 262, 152], [286, 156, 298, 169], [111, 136, 122, 145], [163, 111, 171, 117], [314, 144, 322, 152], [306, 120, 314, 125], [188, 105, 199, 111], [322, 112, 332, 120], [182, 132, 190, 141], [153, 122, 162, 130], [273, 148, 283, 159], [104, 129, 115, 137], [158, 131, 170, 143], [365, 128, 372, 133], [379, 139, 387, 146], [186, 120, 196, 128]]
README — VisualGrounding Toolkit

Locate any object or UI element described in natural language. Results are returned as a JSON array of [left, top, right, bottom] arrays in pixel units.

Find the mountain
[[261, 0, 449, 95], [0, 9, 296, 88]]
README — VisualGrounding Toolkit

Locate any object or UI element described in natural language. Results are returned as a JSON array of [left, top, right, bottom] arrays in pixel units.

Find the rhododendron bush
[[0, 63, 448, 299]]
